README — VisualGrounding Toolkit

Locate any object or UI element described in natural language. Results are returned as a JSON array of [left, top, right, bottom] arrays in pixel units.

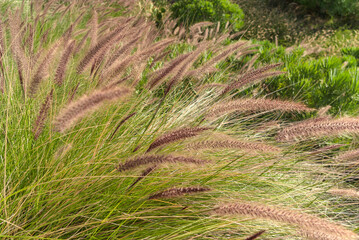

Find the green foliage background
[[170, 0, 244, 30]]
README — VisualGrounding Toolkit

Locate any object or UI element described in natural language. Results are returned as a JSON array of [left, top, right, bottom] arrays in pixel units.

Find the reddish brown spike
[[221, 70, 285, 95], [77, 23, 128, 74], [245, 230, 266, 240], [149, 186, 211, 199], [29, 41, 60, 96], [214, 201, 357, 239], [117, 155, 209, 172], [208, 98, 314, 119], [147, 127, 212, 152], [33, 90, 53, 139], [277, 117, 359, 142], [127, 165, 157, 190], [188, 140, 281, 153], [109, 112, 137, 140], [54, 87, 131, 132], [54, 40, 75, 85]]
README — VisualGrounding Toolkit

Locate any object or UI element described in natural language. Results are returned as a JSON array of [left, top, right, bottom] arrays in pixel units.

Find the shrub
[[170, 0, 244, 30], [236, 40, 359, 115], [293, 0, 359, 21]]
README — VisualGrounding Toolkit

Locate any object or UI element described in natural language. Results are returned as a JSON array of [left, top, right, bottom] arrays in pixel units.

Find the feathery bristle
[[0, 20, 5, 58], [73, 30, 90, 56], [166, 42, 211, 92], [334, 148, 359, 162], [146, 127, 212, 152], [127, 165, 156, 190], [277, 117, 359, 142], [149, 50, 170, 69], [318, 105, 332, 117], [117, 155, 209, 172], [147, 52, 192, 90], [187, 41, 248, 78], [9, 9, 29, 92], [109, 112, 136, 140], [67, 83, 80, 103], [149, 186, 211, 199], [29, 41, 60, 96], [54, 86, 131, 132], [54, 40, 75, 85], [328, 188, 359, 199], [33, 90, 53, 139], [90, 9, 98, 48], [195, 83, 226, 91], [223, 63, 283, 91], [187, 140, 281, 153], [189, 22, 213, 34], [101, 38, 175, 81], [77, 23, 128, 73], [208, 98, 314, 118], [239, 63, 283, 80], [308, 144, 345, 156], [106, 36, 141, 67], [245, 230, 266, 240], [221, 71, 285, 95], [214, 202, 357, 239], [241, 53, 260, 72], [299, 228, 346, 240]]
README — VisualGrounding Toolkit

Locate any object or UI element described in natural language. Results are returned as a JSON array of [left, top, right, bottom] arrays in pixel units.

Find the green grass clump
[[228, 40, 359, 115], [0, 0, 358, 239], [293, 0, 359, 23], [157, 0, 244, 31]]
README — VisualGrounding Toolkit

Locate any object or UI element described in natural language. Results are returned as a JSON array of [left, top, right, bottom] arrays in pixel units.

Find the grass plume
[[245, 230, 266, 240], [208, 98, 314, 118], [187, 140, 281, 153], [117, 155, 209, 172], [149, 186, 211, 199], [328, 188, 359, 199], [277, 117, 359, 142], [127, 165, 157, 190], [54, 86, 131, 132], [54, 40, 75, 85], [29, 41, 60, 96], [214, 201, 358, 239], [33, 89, 53, 139], [147, 127, 212, 152]]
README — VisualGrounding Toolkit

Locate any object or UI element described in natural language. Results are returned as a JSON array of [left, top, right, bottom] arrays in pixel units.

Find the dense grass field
[[0, 0, 359, 239]]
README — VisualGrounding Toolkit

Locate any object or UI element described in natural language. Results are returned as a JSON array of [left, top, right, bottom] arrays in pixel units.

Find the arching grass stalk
[[131, 90, 168, 152]]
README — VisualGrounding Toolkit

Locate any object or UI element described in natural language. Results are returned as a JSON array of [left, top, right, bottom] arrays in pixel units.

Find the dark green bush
[[231, 40, 359, 115], [293, 0, 359, 21], [170, 0, 244, 30]]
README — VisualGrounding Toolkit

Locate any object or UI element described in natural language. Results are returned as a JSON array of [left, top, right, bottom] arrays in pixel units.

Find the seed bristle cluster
[[149, 186, 211, 199], [277, 117, 359, 142], [245, 230, 266, 240], [187, 140, 281, 152], [117, 155, 209, 172], [208, 98, 314, 118], [54, 86, 131, 132], [54, 40, 75, 85], [33, 90, 53, 139], [335, 149, 359, 162], [327, 188, 359, 199], [222, 63, 284, 95], [127, 165, 157, 190], [214, 202, 358, 240], [147, 127, 212, 152], [29, 41, 60, 96]]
